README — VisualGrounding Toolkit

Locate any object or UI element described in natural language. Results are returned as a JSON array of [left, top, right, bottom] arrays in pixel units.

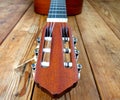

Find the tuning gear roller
[[63, 48, 71, 53], [62, 37, 70, 42], [64, 62, 72, 68]]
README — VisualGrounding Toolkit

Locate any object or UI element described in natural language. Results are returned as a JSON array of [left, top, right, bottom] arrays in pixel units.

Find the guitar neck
[[47, 0, 68, 22]]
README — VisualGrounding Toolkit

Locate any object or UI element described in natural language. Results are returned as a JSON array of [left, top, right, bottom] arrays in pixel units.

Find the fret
[[47, 0, 67, 22], [49, 11, 66, 14], [50, 7, 66, 10], [48, 14, 67, 18], [50, 4, 66, 7], [55, 15, 67, 18], [50, 9, 66, 11], [51, 2, 66, 6]]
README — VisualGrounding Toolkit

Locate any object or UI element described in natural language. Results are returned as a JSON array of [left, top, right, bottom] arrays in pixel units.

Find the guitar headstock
[[32, 22, 82, 95]]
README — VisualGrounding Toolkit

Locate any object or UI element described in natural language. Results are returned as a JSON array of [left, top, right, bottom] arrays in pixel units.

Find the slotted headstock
[[33, 22, 82, 95]]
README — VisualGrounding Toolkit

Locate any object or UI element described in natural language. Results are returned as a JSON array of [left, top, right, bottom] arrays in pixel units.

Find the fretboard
[[47, 0, 68, 22]]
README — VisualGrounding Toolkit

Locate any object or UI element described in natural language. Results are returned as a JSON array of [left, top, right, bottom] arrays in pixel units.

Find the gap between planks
[[0, 0, 33, 45], [76, 0, 120, 99], [87, 0, 120, 40], [75, 15, 102, 100]]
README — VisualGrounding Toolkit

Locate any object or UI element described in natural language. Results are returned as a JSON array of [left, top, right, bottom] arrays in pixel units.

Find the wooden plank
[[76, 0, 120, 99], [68, 16, 100, 100], [0, 4, 40, 99], [32, 14, 100, 100], [0, 0, 32, 44], [87, 0, 120, 39]]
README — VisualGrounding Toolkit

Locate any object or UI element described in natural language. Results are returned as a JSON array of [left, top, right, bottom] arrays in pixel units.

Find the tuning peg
[[74, 49, 80, 59], [37, 37, 40, 43], [36, 37, 40, 49], [77, 64, 82, 79], [34, 48, 39, 56], [73, 37, 78, 45], [77, 64, 82, 72], [31, 63, 36, 70]]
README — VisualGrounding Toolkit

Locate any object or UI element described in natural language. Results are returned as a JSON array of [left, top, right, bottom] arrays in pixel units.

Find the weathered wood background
[[0, 0, 120, 100]]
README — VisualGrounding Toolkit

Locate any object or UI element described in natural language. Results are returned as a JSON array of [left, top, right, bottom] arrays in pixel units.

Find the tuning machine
[[74, 49, 80, 60], [31, 37, 41, 70], [77, 64, 82, 79], [72, 37, 82, 79], [73, 37, 78, 45], [31, 63, 36, 70], [34, 48, 39, 56], [36, 37, 41, 48], [37, 37, 40, 43], [77, 64, 82, 72], [64, 62, 72, 68]]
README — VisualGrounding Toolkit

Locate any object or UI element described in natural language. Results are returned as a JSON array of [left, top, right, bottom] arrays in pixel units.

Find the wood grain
[[0, 0, 120, 99], [0, 0, 32, 44], [87, 0, 120, 39], [76, 0, 120, 99], [0, 4, 40, 99]]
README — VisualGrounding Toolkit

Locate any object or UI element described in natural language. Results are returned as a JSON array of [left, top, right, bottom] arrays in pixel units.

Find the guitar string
[[42, 0, 67, 65], [42, 1, 56, 64], [61, 0, 68, 64], [17, 0, 66, 67]]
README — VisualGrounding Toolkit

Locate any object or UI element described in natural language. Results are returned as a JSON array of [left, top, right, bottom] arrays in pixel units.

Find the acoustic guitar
[[32, 0, 83, 96]]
